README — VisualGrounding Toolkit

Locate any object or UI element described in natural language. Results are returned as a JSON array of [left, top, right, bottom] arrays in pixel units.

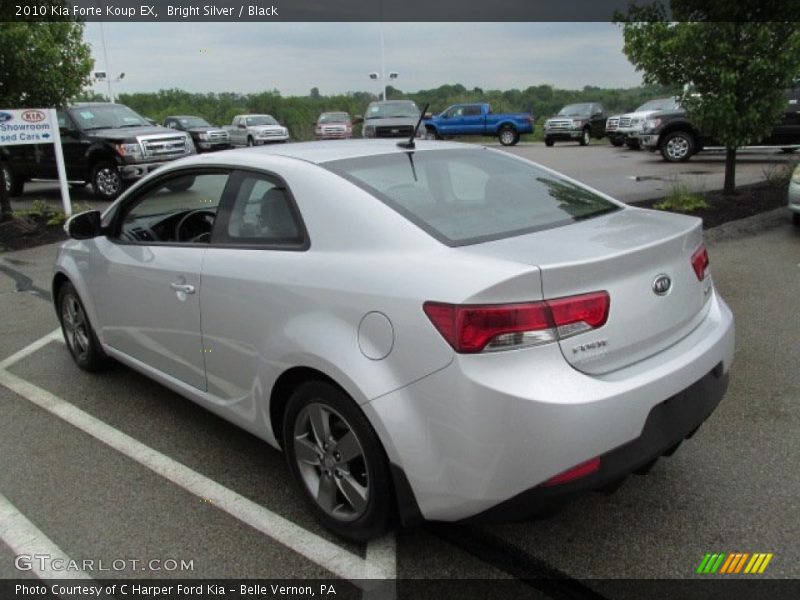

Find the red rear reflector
[[691, 244, 709, 280], [423, 292, 610, 353], [540, 457, 601, 487]]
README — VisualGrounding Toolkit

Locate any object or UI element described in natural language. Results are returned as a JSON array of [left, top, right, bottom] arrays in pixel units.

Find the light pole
[[369, 24, 399, 101]]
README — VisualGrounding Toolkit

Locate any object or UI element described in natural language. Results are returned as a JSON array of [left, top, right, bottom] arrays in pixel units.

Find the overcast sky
[[83, 22, 644, 97]]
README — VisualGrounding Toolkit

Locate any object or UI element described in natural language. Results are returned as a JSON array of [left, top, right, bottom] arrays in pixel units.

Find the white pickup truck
[[225, 114, 289, 146]]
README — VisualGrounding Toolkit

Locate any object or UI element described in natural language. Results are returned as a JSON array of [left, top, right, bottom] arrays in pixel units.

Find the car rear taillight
[[691, 244, 709, 280], [423, 291, 609, 353], [540, 457, 601, 487]]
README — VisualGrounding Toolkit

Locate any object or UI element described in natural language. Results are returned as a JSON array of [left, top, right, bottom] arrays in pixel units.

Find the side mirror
[[60, 128, 78, 138], [65, 210, 102, 240]]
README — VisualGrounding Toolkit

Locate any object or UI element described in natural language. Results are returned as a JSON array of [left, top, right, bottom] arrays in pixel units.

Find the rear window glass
[[322, 149, 619, 246]]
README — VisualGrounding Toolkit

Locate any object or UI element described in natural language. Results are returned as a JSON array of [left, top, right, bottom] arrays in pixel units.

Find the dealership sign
[[0, 107, 72, 215], [0, 109, 55, 146]]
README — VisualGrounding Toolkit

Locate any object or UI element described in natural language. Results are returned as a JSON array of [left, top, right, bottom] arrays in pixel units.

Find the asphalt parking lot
[[0, 201, 798, 596], [8, 142, 797, 213]]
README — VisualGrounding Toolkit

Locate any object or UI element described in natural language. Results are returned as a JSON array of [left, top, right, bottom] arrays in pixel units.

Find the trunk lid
[[461, 207, 712, 374]]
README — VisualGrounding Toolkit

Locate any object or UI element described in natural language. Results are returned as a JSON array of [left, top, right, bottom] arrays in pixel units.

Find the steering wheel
[[175, 209, 216, 243]]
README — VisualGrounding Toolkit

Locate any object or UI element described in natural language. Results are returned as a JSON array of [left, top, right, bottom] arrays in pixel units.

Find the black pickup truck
[[1, 103, 196, 200], [640, 89, 800, 161]]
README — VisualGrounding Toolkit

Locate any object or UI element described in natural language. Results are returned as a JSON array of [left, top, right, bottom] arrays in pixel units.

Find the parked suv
[[314, 112, 354, 140], [641, 89, 800, 162], [361, 100, 425, 139], [163, 115, 231, 152], [0, 103, 195, 200], [543, 103, 605, 146]]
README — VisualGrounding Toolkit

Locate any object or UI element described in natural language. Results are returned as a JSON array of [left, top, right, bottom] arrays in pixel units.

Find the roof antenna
[[397, 103, 429, 150]]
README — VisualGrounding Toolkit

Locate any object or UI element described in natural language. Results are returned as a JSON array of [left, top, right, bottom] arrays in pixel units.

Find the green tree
[[0, 21, 93, 108], [617, 0, 800, 194]]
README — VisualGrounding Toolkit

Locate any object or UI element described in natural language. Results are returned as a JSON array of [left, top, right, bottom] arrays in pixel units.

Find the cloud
[[84, 22, 642, 96]]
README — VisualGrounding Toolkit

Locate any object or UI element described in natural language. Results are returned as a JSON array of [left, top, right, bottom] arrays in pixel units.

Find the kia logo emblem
[[652, 274, 672, 295], [21, 110, 46, 123]]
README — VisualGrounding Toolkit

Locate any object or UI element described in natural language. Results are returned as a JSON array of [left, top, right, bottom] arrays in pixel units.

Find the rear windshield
[[323, 148, 619, 246]]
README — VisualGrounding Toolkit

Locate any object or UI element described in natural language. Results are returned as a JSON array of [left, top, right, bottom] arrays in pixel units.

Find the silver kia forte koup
[[54, 140, 734, 541]]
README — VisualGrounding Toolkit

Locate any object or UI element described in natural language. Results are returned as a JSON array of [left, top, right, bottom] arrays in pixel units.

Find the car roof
[[188, 139, 475, 166]]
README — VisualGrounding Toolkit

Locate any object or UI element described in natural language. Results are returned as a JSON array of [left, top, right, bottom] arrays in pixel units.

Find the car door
[[52, 109, 91, 182], [461, 104, 485, 135], [438, 106, 461, 136], [89, 169, 233, 390], [199, 169, 308, 424]]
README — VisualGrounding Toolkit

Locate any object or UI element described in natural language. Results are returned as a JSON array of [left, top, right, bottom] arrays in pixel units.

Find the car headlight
[[115, 143, 143, 159], [644, 118, 662, 131], [198, 133, 210, 141], [572, 119, 587, 127], [185, 135, 196, 154], [792, 164, 800, 184]]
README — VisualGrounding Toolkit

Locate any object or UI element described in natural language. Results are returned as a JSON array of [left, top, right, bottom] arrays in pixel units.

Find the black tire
[[424, 128, 440, 141], [247, 136, 255, 147], [2, 162, 25, 197], [610, 137, 625, 147], [793, 212, 800, 227], [544, 137, 555, 147], [283, 380, 393, 542], [579, 128, 590, 146], [498, 126, 519, 146], [660, 131, 695, 162], [91, 161, 123, 201], [57, 281, 108, 372]]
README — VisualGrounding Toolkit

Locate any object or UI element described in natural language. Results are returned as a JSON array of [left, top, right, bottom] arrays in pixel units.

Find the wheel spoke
[[336, 473, 368, 514], [294, 435, 321, 466], [309, 404, 331, 447], [316, 473, 337, 513], [335, 430, 362, 464]]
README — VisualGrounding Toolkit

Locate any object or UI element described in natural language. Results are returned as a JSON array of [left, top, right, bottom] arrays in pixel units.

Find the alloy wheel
[[94, 167, 121, 197], [293, 402, 370, 521], [666, 136, 690, 160], [62, 293, 91, 362]]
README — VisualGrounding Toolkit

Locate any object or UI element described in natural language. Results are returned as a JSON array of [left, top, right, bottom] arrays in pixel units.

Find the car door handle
[[170, 282, 196, 294]]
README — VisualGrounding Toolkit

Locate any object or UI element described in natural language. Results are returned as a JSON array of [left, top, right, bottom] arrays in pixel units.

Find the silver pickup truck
[[225, 114, 289, 146]]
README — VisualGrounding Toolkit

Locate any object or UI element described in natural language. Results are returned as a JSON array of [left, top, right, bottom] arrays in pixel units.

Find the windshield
[[178, 117, 211, 128], [70, 104, 150, 129], [318, 113, 350, 124], [557, 104, 593, 117], [365, 101, 420, 119], [246, 115, 279, 126], [323, 149, 619, 246], [635, 97, 680, 112]]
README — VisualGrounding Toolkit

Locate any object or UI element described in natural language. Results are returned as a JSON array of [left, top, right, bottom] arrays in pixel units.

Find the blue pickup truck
[[423, 103, 534, 146]]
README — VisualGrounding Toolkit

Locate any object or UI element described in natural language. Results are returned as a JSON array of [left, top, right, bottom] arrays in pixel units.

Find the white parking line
[[0, 493, 91, 580], [0, 333, 397, 586]]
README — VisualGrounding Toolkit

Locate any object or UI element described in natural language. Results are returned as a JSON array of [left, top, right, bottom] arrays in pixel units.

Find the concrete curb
[[704, 207, 791, 244]]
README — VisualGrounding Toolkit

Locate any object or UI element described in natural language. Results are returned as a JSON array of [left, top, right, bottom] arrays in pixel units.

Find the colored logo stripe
[[697, 552, 774, 574]]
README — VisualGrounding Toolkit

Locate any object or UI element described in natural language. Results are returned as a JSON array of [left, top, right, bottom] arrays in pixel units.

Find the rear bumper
[[364, 291, 734, 522], [467, 365, 728, 523]]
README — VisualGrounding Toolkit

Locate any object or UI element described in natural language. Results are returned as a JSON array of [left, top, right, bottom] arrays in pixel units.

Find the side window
[[463, 105, 482, 116], [220, 172, 304, 246], [56, 110, 74, 130], [117, 172, 229, 244]]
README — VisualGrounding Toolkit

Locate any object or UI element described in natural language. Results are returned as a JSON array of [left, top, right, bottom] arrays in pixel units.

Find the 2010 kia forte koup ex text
[[54, 140, 734, 541]]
